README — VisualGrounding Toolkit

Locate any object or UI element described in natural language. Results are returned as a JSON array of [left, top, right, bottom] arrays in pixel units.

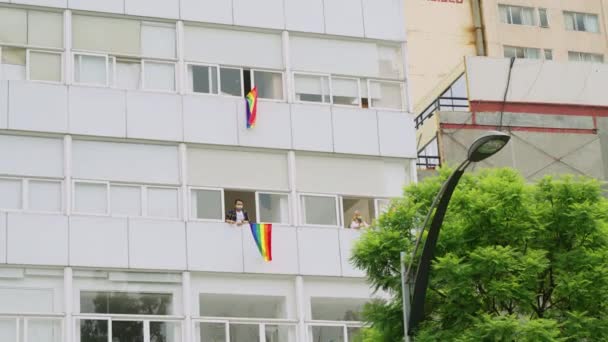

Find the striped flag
[[246, 87, 258, 129], [249, 223, 272, 262]]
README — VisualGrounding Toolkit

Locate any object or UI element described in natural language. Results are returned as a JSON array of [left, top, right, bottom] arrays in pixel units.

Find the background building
[[0, 0, 416, 341]]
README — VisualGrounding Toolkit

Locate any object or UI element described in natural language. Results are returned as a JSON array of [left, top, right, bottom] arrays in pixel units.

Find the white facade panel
[[184, 26, 283, 69], [378, 111, 417, 158], [11, 0, 67, 8], [0, 81, 7, 129], [69, 86, 127, 137], [284, 0, 324, 33], [362, 0, 403, 40], [297, 227, 341, 276], [0, 135, 63, 178], [232, 0, 285, 30], [243, 225, 298, 274], [237, 101, 291, 149], [186, 222, 244, 273], [68, 0, 125, 14], [180, 0, 232, 24], [69, 216, 129, 268], [382, 159, 409, 198], [323, 0, 364, 37], [126, 91, 183, 141], [6, 213, 68, 266], [8, 81, 68, 133], [128, 219, 187, 270], [182, 95, 238, 145], [339, 229, 365, 277], [332, 107, 379, 156], [0, 213, 5, 264], [72, 140, 180, 184], [290, 104, 333, 152], [188, 147, 289, 191], [124, 0, 179, 19]]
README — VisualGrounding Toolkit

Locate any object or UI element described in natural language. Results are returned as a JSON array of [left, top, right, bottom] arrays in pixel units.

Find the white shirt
[[236, 211, 245, 223]]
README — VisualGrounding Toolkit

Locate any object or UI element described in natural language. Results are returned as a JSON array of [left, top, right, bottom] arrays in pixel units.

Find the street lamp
[[402, 131, 510, 340]]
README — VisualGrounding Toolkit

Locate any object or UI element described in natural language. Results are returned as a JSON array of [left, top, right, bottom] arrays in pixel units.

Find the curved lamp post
[[402, 131, 511, 340]]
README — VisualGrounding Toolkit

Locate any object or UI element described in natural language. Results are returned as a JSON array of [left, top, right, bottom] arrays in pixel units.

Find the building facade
[[0, 0, 416, 341]]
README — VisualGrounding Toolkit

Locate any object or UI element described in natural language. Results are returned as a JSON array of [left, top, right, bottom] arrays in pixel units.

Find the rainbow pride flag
[[246, 87, 258, 129], [249, 223, 272, 262]]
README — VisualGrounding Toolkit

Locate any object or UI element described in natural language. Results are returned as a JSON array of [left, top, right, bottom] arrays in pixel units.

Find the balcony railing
[[415, 96, 470, 129], [73, 313, 183, 342], [193, 317, 298, 342], [306, 320, 365, 342]]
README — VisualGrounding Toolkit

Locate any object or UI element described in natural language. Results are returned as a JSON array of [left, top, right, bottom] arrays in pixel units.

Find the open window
[[224, 189, 257, 223], [300, 194, 339, 227], [342, 197, 375, 229]]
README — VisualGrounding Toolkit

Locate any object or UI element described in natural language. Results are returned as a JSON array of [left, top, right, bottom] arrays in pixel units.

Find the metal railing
[[193, 316, 298, 342], [73, 313, 184, 342], [415, 96, 470, 129], [306, 320, 365, 342], [417, 155, 441, 169]]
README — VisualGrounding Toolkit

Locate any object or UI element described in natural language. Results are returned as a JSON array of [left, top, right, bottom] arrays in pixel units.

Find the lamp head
[[467, 131, 510, 162]]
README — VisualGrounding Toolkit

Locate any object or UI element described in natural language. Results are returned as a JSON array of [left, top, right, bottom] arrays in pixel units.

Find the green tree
[[351, 168, 608, 341]]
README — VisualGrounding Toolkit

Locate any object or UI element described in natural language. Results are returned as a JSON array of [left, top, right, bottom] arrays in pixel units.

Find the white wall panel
[[285, 0, 324, 33], [11, 0, 67, 8], [378, 111, 417, 158], [186, 222, 244, 273], [0, 213, 5, 264], [180, 0, 232, 24], [382, 159, 408, 198], [8, 81, 68, 133], [297, 227, 341, 276], [362, 0, 403, 40], [233, 0, 284, 30], [72, 140, 180, 184], [339, 229, 365, 277], [125, 0, 179, 19], [237, 101, 291, 149], [126, 91, 183, 141], [69, 216, 129, 268], [0, 135, 63, 177], [128, 219, 187, 270], [243, 225, 298, 274], [69, 86, 127, 137], [291, 104, 333, 152], [0, 81, 7, 129], [323, 0, 364, 37], [182, 95, 238, 145], [332, 107, 379, 156], [188, 147, 289, 190], [6, 213, 68, 266], [68, 0, 124, 13]]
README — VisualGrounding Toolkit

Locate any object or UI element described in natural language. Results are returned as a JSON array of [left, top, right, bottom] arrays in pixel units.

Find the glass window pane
[[141, 22, 176, 59], [377, 199, 390, 216], [575, 13, 585, 31], [151, 321, 181, 342], [0, 7, 27, 45], [521, 7, 535, 25], [301, 195, 337, 226], [312, 326, 344, 342], [113, 320, 143, 342], [78, 319, 108, 342], [27, 11, 63, 48], [265, 325, 293, 342], [199, 293, 285, 319], [147, 187, 179, 218], [1, 47, 26, 80], [114, 59, 141, 89], [29, 180, 62, 212], [585, 14, 599, 33], [370, 81, 403, 110], [311, 298, 366, 321], [191, 189, 223, 220], [347, 327, 362, 342], [503, 46, 516, 58], [110, 185, 141, 216], [190, 65, 218, 94], [539, 9, 549, 27], [0, 318, 17, 342], [0, 178, 22, 210], [74, 182, 107, 214], [74, 54, 107, 85], [80, 291, 173, 315], [144, 61, 175, 91], [27, 319, 62, 342], [332, 77, 360, 106], [230, 324, 259, 342], [498, 5, 509, 24], [258, 193, 289, 224], [253, 70, 283, 100], [525, 48, 540, 59], [198, 322, 226, 342], [30, 51, 61, 82], [564, 12, 575, 31], [544, 49, 553, 60], [220, 67, 242, 97], [294, 74, 330, 103], [511, 7, 522, 24]]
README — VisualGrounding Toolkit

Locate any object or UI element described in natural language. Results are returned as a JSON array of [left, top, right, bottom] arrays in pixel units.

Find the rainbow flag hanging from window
[[249, 223, 272, 262], [246, 87, 258, 129]]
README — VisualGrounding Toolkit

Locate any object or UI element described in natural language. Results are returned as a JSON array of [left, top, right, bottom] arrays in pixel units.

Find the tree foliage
[[351, 168, 608, 341]]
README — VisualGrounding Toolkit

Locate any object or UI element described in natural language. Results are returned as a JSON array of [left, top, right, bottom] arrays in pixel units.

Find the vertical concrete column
[[282, 31, 293, 103], [287, 151, 299, 226], [179, 143, 188, 221], [176, 21, 186, 95], [64, 10, 73, 85], [295, 276, 307, 342], [182, 272, 193, 342], [64, 267, 73, 342], [64, 135, 72, 215]]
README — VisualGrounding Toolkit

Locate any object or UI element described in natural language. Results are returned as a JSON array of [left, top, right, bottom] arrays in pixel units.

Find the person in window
[[350, 210, 369, 229], [225, 199, 250, 226]]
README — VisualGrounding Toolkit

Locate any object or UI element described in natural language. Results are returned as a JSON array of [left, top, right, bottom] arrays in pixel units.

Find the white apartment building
[[0, 0, 416, 341]]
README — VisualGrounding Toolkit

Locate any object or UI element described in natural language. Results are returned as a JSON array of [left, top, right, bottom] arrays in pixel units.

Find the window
[[544, 49, 553, 60], [28, 50, 62, 82], [74, 53, 108, 86], [28, 180, 62, 212], [309, 298, 366, 342], [294, 73, 331, 104], [1, 46, 26, 80], [332, 77, 360, 106], [190, 188, 224, 221], [112, 57, 141, 89], [110, 184, 141, 216], [564, 11, 599, 33], [224, 190, 257, 223], [187, 64, 219, 94], [0, 177, 22, 210], [257, 192, 290, 224], [143, 60, 175, 91], [74, 182, 108, 215], [219, 67, 243, 97], [568, 51, 604, 63], [375, 199, 390, 217], [539, 8, 549, 27], [369, 80, 404, 110], [80, 291, 173, 315], [499, 5, 537, 26], [147, 186, 180, 218], [342, 197, 375, 229], [252, 70, 284, 100], [503, 46, 541, 59], [300, 194, 338, 226]]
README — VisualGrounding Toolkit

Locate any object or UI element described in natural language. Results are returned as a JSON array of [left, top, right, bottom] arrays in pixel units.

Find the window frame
[[72, 51, 110, 87], [188, 186, 225, 223], [144, 184, 182, 220], [72, 180, 111, 216], [503, 45, 541, 59], [250, 68, 286, 102], [184, 61, 220, 96], [330, 76, 362, 108], [25, 48, 63, 84], [25, 178, 64, 214], [292, 71, 332, 106], [374, 198, 391, 219], [219, 65, 245, 98], [0, 176, 25, 212], [255, 191, 291, 225], [499, 4, 537, 26], [538, 8, 549, 28], [564, 11, 600, 33], [140, 59, 178, 93], [367, 79, 405, 111], [110, 56, 143, 90], [299, 193, 341, 228], [108, 183, 144, 218]]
